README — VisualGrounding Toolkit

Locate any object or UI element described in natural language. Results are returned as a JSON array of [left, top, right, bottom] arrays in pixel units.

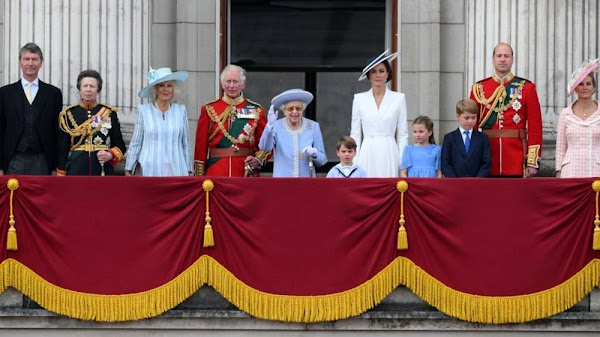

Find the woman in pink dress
[[556, 59, 600, 178]]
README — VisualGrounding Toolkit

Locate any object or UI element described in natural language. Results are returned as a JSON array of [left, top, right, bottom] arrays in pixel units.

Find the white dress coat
[[350, 87, 408, 177]]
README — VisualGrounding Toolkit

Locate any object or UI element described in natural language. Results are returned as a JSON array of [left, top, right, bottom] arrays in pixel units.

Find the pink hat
[[568, 58, 598, 96]]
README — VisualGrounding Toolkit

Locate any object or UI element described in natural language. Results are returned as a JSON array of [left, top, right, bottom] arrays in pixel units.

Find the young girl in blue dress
[[400, 116, 442, 178]]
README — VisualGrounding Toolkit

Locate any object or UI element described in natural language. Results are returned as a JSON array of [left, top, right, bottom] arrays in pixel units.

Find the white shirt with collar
[[458, 127, 472, 145], [21, 77, 40, 102]]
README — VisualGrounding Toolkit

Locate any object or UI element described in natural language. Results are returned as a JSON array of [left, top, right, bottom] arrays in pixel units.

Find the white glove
[[267, 105, 278, 127], [302, 146, 318, 158]]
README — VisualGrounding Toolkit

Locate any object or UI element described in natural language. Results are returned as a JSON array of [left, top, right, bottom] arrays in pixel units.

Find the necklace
[[576, 100, 597, 118]]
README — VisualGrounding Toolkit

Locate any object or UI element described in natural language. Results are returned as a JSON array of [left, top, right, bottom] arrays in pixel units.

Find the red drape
[[0, 176, 598, 322]]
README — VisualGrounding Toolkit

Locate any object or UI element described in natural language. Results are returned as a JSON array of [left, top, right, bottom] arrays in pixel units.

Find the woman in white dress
[[125, 67, 193, 176], [350, 50, 408, 177]]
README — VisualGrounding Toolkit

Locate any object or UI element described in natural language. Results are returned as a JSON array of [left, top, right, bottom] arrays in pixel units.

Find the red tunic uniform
[[470, 73, 542, 176], [194, 94, 267, 177]]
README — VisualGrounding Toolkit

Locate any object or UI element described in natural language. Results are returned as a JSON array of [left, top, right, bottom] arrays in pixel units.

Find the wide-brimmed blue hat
[[138, 67, 189, 98], [358, 49, 399, 81], [271, 89, 314, 108]]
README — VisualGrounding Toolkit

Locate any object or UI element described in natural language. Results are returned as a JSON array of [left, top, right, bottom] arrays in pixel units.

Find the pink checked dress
[[555, 100, 600, 177]]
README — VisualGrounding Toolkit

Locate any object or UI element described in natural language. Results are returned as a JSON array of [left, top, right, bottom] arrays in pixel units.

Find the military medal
[[237, 107, 258, 119]]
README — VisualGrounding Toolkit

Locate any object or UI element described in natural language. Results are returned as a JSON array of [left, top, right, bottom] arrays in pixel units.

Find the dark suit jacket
[[0, 80, 63, 172], [441, 128, 491, 177]]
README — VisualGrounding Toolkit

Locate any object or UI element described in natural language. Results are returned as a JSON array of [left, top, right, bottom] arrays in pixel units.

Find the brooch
[[512, 100, 522, 111], [513, 113, 521, 124]]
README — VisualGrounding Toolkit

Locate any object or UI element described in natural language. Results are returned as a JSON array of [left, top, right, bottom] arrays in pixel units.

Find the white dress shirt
[[21, 77, 40, 102]]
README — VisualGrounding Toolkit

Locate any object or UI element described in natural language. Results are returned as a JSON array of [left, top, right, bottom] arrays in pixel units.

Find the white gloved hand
[[267, 105, 278, 127], [302, 146, 318, 158]]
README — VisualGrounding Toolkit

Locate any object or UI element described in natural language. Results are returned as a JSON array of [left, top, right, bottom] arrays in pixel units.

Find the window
[[231, 0, 386, 163]]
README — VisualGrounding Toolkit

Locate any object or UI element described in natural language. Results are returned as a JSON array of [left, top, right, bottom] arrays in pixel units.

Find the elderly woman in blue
[[258, 89, 327, 177], [125, 67, 193, 176]]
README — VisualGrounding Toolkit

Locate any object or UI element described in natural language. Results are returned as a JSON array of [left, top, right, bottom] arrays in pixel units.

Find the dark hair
[[367, 60, 393, 82], [76, 70, 103, 92], [19, 42, 44, 61], [412, 116, 435, 145], [492, 43, 514, 57], [456, 98, 479, 116], [336, 136, 358, 151]]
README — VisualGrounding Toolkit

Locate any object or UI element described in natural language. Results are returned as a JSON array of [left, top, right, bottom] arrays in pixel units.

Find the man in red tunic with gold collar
[[470, 43, 542, 177], [194, 65, 268, 176]]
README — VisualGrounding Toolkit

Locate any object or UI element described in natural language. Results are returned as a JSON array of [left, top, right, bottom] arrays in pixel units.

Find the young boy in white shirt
[[327, 136, 368, 178]]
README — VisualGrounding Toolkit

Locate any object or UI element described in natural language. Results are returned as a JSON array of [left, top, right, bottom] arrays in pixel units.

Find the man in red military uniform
[[470, 43, 542, 177], [194, 65, 268, 177]]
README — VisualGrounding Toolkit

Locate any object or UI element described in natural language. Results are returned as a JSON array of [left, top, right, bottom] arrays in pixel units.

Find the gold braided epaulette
[[476, 76, 492, 84], [204, 98, 221, 106], [60, 104, 80, 115]]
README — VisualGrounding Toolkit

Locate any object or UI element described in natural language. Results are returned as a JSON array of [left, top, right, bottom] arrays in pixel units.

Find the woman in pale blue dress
[[400, 116, 442, 178], [125, 67, 192, 176], [258, 89, 327, 177]]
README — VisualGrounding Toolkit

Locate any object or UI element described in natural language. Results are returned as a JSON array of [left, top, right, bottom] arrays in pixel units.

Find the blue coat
[[259, 117, 327, 177], [441, 129, 491, 177]]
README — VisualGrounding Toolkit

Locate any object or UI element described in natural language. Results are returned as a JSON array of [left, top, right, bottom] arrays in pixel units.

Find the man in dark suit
[[442, 99, 491, 177], [0, 42, 63, 175]]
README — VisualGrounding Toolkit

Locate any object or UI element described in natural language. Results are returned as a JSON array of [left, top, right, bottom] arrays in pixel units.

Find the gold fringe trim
[[205, 256, 600, 324], [0, 258, 207, 322], [401, 258, 600, 324], [0, 255, 598, 323]]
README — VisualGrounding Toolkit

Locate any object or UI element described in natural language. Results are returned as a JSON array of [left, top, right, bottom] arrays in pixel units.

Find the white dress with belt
[[350, 87, 408, 177]]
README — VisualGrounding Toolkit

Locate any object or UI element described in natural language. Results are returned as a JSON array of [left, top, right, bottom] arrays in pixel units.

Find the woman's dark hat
[[358, 49, 399, 81]]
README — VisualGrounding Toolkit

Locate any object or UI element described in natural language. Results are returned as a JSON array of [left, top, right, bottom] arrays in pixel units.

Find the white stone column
[[175, 0, 218, 149], [2, 0, 151, 125], [439, 0, 467, 139], [151, 0, 219, 151], [465, 0, 600, 174], [400, 0, 442, 141]]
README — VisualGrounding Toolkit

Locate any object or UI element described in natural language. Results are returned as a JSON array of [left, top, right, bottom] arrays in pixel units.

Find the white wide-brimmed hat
[[138, 67, 189, 98], [567, 58, 598, 96], [271, 89, 314, 109], [358, 49, 399, 81]]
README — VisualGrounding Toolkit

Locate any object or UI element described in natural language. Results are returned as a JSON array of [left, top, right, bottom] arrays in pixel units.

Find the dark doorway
[[230, 0, 387, 164]]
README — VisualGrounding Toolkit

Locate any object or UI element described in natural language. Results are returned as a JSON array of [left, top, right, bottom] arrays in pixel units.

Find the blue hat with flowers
[[138, 67, 189, 98]]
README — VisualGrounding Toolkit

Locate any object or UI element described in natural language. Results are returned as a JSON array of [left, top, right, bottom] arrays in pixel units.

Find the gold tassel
[[202, 180, 215, 248], [396, 180, 408, 250], [594, 226, 600, 250], [6, 178, 19, 251], [592, 181, 600, 250], [203, 224, 214, 248], [7, 226, 17, 251], [397, 223, 407, 250]]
